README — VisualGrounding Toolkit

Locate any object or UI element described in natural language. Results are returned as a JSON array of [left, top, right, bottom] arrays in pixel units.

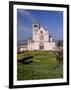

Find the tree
[[55, 50, 63, 65], [57, 40, 63, 47]]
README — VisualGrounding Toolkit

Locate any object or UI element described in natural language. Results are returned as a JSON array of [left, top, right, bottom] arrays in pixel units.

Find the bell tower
[[32, 23, 40, 41]]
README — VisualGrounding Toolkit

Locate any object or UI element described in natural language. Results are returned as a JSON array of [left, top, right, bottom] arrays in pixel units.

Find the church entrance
[[39, 43, 44, 50]]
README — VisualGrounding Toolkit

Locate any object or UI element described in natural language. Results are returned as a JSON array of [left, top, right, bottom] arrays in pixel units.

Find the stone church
[[19, 24, 57, 52]]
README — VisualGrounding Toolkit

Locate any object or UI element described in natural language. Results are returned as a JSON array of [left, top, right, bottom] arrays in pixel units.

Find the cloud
[[18, 25, 31, 32], [17, 25, 32, 41], [17, 9, 37, 23]]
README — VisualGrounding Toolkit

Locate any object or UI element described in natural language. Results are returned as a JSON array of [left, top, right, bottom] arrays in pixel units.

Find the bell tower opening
[[33, 23, 40, 30]]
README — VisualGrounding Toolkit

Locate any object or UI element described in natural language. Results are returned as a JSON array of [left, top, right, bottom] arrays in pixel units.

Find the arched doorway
[[39, 43, 44, 50]]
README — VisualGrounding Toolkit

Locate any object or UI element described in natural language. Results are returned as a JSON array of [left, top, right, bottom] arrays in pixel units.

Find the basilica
[[18, 24, 57, 52]]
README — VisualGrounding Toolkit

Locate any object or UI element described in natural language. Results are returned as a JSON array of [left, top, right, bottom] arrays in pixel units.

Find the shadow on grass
[[23, 60, 33, 64], [18, 55, 33, 64]]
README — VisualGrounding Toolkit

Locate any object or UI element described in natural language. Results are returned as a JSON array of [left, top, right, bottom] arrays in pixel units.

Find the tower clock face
[[39, 35, 44, 40]]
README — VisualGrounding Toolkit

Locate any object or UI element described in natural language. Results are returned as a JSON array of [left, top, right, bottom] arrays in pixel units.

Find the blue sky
[[17, 9, 63, 42]]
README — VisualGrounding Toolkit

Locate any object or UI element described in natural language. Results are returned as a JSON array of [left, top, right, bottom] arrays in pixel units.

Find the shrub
[[55, 50, 63, 65]]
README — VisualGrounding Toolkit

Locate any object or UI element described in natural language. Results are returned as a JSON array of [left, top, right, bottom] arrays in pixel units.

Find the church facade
[[18, 24, 57, 52]]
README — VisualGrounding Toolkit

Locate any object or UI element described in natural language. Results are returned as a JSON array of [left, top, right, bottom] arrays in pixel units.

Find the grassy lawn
[[17, 51, 63, 80]]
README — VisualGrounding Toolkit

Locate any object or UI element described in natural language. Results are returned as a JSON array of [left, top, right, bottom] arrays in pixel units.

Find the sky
[[17, 9, 63, 42]]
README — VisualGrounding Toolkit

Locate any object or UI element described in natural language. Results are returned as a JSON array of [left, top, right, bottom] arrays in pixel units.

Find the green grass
[[17, 51, 63, 80]]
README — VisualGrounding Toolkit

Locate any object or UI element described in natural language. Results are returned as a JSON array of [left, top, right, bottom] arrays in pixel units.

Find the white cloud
[[18, 25, 31, 32], [17, 9, 37, 23]]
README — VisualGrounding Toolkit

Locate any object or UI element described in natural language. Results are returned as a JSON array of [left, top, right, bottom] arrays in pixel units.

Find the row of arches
[[39, 43, 55, 50]]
